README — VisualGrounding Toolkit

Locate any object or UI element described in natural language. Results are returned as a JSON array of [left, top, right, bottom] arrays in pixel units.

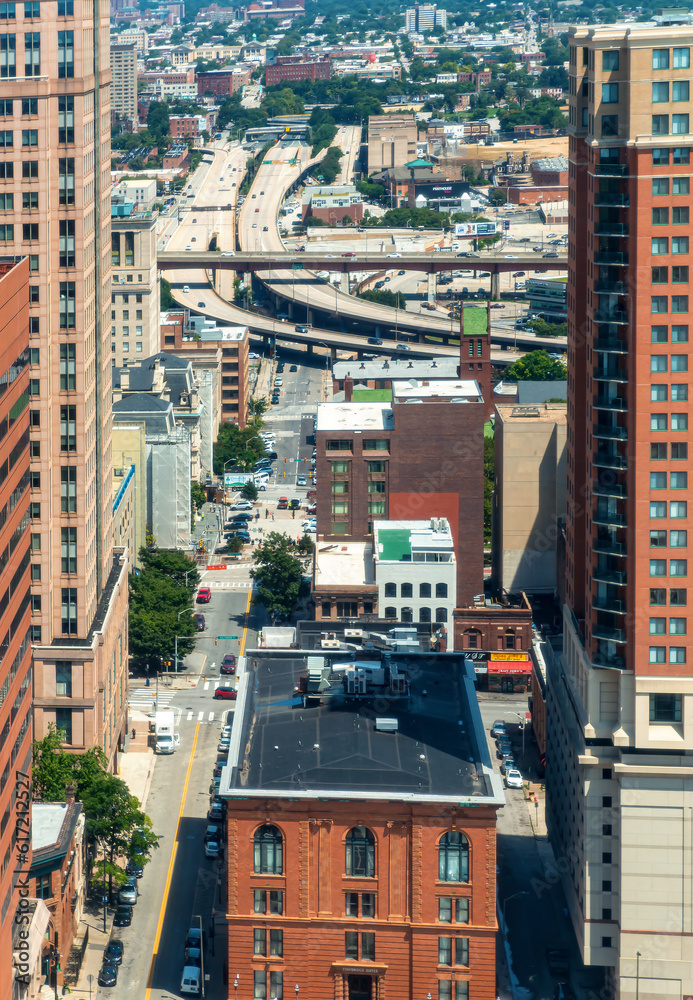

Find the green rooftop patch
[[377, 527, 411, 562], [352, 388, 393, 402], [461, 307, 488, 337]]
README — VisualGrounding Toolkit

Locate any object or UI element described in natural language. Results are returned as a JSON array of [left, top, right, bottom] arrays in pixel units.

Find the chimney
[[344, 376, 354, 402], [65, 784, 76, 806], [120, 367, 130, 391], [457, 306, 464, 377]]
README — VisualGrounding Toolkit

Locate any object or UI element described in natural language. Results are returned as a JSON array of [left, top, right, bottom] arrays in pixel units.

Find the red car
[[196, 587, 211, 604], [214, 686, 237, 700], [221, 654, 236, 675]]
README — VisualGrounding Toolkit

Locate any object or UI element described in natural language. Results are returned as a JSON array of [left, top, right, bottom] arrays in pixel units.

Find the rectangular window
[[653, 147, 670, 164], [671, 413, 688, 430], [439, 937, 453, 966], [650, 559, 667, 576], [652, 114, 669, 135], [61, 466, 76, 512], [57, 30, 73, 77], [649, 646, 666, 663], [673, 80, 690, 102], [651, 266, 668, 284], [674, 236, 691, 253], [673, 266, 689, 283], [673, 207, 690, 225], [58, 95, 74, 143], [650, 693, 682, 722], [672, 384, 688, 400], [0, 4, 15, 18], [55, 661, 71, 697], [653, 48, 670, 69], [651, 296, 668, 314], [455, 938, 469, 966], [651, 443, 667, 460], [651, 414, 668, 431], [651, 237, 669, 255], [21, 96, 36, 115], [269, 972, 282, 1000], [22, 160, 37, 178], [24, 1, 39, 14], [59, 283, 76, 330], [61, 526, 76, 574], [331, 481, 348, 494], [651, 385, 668, 401], [20, 128, 36, 147], [0, 33, 16, 77], [603, 50, 619, 70], [651, 326, 668, 343], [601, 115, 618, 137], [22, 222, 37, 240], [674, 46, 690, 68], [650, 588, 667, 605], [670, 617, 687, 635], [670, 647, 687, 663], [671, 476, 688, 492], [671, 443, 688, 460], [670, 588, 687, 605], [254, 971, 266, 1000], [59, 342, 76, 388], [673, 177, 689, 195], [61, 587, 77, 635], [670, 501, 687, 518], [21, 192, 36, 210], [60, 404, 76, 451], [361, 932, 375, 961], [59, 219, 75, 267], [59, 157, 75, 206], [652, 81, 669, 102], [269, 929, 283, 957], [57, 0, 73, 11], [24, 31, 39, 76], [254, 928, 266, 957], [363, 439, 390, 451], [673, 147, 690, 163], [345, 932, 358, 960], [649, 617, 666, 634], [651, 530, 667, 548], [652, 177, 669, 195], [326, 440, 351, 452], [653, 207, 669, 225], [671, 354, 688, 371], [673, 113, 689, 135], [671, 559, 688, 576]]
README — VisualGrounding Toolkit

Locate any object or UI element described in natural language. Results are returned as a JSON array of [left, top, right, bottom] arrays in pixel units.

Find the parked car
[[505, 768, 524, 789], [500, 756, 516, 775], [490, 720, 507, 738], [113, 905, 133, 927], [194, 614, 205, 632], [205, 841, 220, 859], [98, 961, 118, 988], [214, 686, 237, 700], [229, 530, 251, 543], [209, 802, 225, 822], [118, 883, 137, 905], [126, 857, 144, 878], [230, 501, 253, 511], [496, 740, 513, 760], [196, 587, 211, 604], [289, 364, 298, 372], [221, 654, 236, 675], [104, 940, 124, 967], [271, 394, 280, 404]]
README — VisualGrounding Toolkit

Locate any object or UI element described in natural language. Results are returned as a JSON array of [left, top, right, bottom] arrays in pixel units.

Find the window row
[[652, 146, 690, 165], [649, 645, 687, 664], [326, 439, 389, 452], [653, 46, 691, 70], [650, 559, 688, 576], [651, 266, 689, 283], [383, 582, 448, 598], [651, 295, 689, 314], [253, 825, 471, 883], [649, 616, 687, 635], [650, 442, 688, 459], [650, 413, 688, 430], [652, 236, 690, 255], [650, 473, 688, 491], [650, 529, 687, 547], [0, 1, 74, 16], [651, 114, 690, 136], [383, 606, 449, 623], [650, 692, 682, 722], [651, 324, 689, 342], [652, 80, 691, 103], [652, 206, 690, 225], [650, 587, 686, 606], [651, 354, 688, 372], [652, 176, 690, 195]]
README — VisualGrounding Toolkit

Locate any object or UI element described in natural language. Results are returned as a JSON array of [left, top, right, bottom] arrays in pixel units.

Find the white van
[[183, 285, 190, 293], [180, 966, 201, 995]]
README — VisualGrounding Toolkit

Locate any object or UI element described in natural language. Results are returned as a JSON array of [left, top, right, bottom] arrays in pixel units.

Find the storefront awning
[[487, 659, 532, 675]]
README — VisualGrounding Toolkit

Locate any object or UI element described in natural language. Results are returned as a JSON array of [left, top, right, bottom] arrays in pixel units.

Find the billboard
[[454, 222, 498, 237]]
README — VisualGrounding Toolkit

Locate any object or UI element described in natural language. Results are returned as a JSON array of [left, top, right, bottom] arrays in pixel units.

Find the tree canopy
[[128, 548, 200, 669], [250, 532, 304, 619], [213, 418, 268, 473], [504, 350, 567, 381]]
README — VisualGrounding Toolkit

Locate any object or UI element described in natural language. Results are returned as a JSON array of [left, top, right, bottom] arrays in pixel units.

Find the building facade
[[221, 652, 503, 1000], [0, 1, 130, 771], [110, 43, 138, 123], [0, 258, 34, 1000], [301, 185, 364, 225], [265, 56, 331, 86], [405, 3, 448, 32], [197, 68, 249, 97], [367, 114, 418, 175], [551, 21, 693, 1000], [111, 210, 161, 368]]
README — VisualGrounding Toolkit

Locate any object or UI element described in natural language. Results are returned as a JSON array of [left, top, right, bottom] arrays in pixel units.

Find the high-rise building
[[405, 3, 448, 33], [0, 3, 129, 775], [110, 210, 161, 368], [551, 21, 693, 1000], [0, 258, 35, 1000], [367, 114, 418, 175], [110, 43, 138, 124]]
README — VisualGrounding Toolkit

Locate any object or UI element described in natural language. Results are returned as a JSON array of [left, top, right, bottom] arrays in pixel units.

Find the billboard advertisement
[[454, 222, 498, 237]]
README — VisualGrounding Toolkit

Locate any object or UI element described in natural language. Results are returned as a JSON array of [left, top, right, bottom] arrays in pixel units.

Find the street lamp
[[505, 711, 528, 758], [501, 889, 528, 931], [295, 987, 299, 999], [636, 952, 641, 1000], [234, 976, 240, 1000]]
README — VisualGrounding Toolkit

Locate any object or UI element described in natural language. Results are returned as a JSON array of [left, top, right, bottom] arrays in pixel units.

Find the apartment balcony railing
[[593, 423, 628, 441], [594, 395, 627, 411]]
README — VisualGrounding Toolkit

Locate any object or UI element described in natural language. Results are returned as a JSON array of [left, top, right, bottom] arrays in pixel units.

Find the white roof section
[[199, 325, 248, 342], [392, 378, 481, 400], [316, 401, 394, 432], [333, 357, 459, 380], [315, 541, 374, 587], [32, 803, 69, 852]]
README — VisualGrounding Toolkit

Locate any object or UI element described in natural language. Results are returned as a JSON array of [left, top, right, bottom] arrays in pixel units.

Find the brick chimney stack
[[344, 376, 354, 402]]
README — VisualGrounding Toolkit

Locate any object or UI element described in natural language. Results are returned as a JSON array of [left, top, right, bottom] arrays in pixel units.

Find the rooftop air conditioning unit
[[320, 639, 341, 649], [344, 629, 363, 638]]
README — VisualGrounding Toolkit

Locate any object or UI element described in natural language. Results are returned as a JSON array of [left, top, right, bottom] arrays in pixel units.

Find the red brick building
[[197, 67, 250, 97], [169, 114, 211, 138], [454, 594, 533, 693], [266, 56, 331, 86], [0, 258, 33, 1000], [221, 652, 504, 1000]]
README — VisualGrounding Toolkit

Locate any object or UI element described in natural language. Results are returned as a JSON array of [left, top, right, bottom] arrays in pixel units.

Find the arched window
[[401, 607, 413, 623], [438, 831, 469, 882], [345, 827, 375, 877], [436, 582, 448, 599], [436, 607, 448, 623], [254, 825, 283, 875], [419, 607, 431, 623], [384, 606, 397, 619], [420, 582, 431, 598], [384, 582, 396, 597], [401, 582, 413, 598]]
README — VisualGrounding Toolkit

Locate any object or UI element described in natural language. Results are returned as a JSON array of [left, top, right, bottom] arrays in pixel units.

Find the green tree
[[160, 277, 174, 310], [128, 548, 199, 669], [505, 350, 567, 381], [32, 725, 110, 802], [81, 771, 153, 897], [488, 188, 508, 205], [251, 532, 303, 619], [242, 481, 259, 501], [359, 288, 406, 309], [191, 481, 207, 512], [146, 101, 170, 145], [213, 419, 267, 473], [483, 434, 494, 545], [247, 396, 268, 419]]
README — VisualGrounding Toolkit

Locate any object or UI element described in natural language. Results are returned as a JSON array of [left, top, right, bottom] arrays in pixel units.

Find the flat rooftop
[[315, 540, 374, 587], [333, 358, 460, 381], [375, 519, 454, 562], [392, 378, 481, 400], [200, 325, 247, 341], [316, 401, 394, 432], [223, 654, 504, 805], [496, 403, 568, 424]]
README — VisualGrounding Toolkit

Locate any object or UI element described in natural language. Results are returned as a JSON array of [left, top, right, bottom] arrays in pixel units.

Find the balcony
[[593, 480, 627, 499], [593, 566, 626, 585], [594, 280, 629, 294], [594, 395, 627, 411], [594, 337, 628, 354], [595, 163, 628, 176], [593, 450, 627, 470], [592, 623, 627, 642], [593, 508, 626, 527], [594, 251, 629, 265], [592, 596, 627, 613], [595, 222, 629, 237], [594, 193, 629, 207], [592, 652, 626, 669], [593, 309, 628, 324], [593, 537, 627, 556], [594, 423, 627, 440], [594, 365, 628, 382]]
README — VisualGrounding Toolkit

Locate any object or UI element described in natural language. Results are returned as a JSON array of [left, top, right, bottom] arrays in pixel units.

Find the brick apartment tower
[[0, 3, 129, 784], [0, 259, 34, 1000], [549, 21, 693, 1000]]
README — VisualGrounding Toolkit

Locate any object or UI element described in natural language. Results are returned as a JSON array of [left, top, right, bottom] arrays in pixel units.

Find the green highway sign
[[218, 635, 239, 640], [291, 263, 304, 269]]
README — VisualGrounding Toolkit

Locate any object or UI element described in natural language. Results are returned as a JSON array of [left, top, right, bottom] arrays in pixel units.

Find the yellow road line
[[144, 722, 200, 998], [240, 585, 253, 656]]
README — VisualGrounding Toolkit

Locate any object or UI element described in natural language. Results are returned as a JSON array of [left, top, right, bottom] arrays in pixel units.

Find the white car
[[205, 841, 220, 859], [230, 500, 253, 511], [185, 245, 192, 251], [297, 475, 307, 486], [249, 352, 260, 359], [505, 768, 523, 789], [324, 254, 336, 258], [386, 252, 402, 258], [505, 254, 518, 259], [221, 251, 235, 257]]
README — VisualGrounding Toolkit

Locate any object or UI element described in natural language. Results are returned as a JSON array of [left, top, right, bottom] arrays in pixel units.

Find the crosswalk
[[128, 682, 237, 726], [128, 686, 177, 710], [206, 580, 252, 588]]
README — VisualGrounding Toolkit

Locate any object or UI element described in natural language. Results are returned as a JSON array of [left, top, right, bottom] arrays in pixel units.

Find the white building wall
[[376, 560, 456, 646]]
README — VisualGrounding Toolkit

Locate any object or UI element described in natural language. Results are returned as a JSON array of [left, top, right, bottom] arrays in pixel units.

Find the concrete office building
[[219, 650, 503, 1000], [367, 114, 418, 175], [3, 1, 130, 779], [405, 3, 448, 32], [550, 21, 693, 1000], [0, 259, 34, 1000], [112, 422, 147, 569], [492, 403, 567, 597], [110, 43, 138, 123], [111, 210, 160, 367]]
